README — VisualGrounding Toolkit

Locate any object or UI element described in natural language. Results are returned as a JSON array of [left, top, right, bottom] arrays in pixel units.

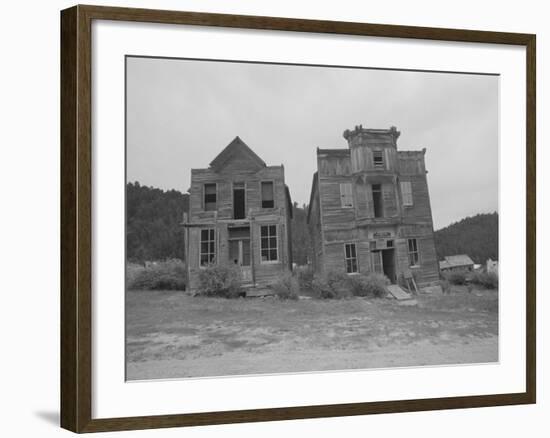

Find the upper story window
[[261, 181, 274, 208], [373, 150, 384, 168], [372, 184, 383, 218], [340, 183, 353, 208], [204, 183, 217, 211], [401, 181, 413, 206]]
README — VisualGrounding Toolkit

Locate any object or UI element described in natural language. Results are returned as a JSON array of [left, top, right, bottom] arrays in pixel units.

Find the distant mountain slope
[[126, 182, 189, 262], [434, 213, 498, 264]]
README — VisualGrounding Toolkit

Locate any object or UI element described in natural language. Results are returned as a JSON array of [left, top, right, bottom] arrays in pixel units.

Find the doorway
[[228, 226, 252, 283], [372, 248, 396, 283]]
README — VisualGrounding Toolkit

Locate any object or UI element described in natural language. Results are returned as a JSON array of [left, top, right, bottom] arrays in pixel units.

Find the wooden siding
[[186, 143, 292, 291], [309, 128, 439, 286]]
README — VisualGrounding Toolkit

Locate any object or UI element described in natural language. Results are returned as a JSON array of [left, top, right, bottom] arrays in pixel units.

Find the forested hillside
[[434, 212, 498, 264], [127, 182, 497, 267], [126, 182, 189, 262]]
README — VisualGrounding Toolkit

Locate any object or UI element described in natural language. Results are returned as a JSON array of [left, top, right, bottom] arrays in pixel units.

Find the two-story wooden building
[[307, 125, 439, 287], [183, 136, 293, 292]]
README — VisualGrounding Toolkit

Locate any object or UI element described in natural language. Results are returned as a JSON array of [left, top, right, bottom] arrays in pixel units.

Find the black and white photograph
[[125, 56, 499, 381]]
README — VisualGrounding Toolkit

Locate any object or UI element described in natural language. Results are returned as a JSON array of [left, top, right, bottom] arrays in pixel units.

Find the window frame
[[203, 183, 217, 211], [372, 183, 384, 218], [259, 224, 279, 264], [260, 180, 275, 209], [199, 228, 217, 267], [339, 182, 354, 208], [232, 181, 247, 219], [344, 242, 359, 274], [373, 149, 385, 169], [401, 181, 414, 207], [407, 238, 420, 267]]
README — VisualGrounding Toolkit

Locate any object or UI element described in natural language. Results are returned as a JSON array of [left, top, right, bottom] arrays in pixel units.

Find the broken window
[[373, 150, 384, 168], [340, 183, 353, 208], [260, 225, 278, 262], [372, 184, 383, 218], [204, 183, 217, 211], [408, 238, 419, 266], [261, 181, 274, 208], [344, 243, 358, 273], [233, 182, 246, 219], [401, 181, 413, 206], [200, 228, 216, 266]]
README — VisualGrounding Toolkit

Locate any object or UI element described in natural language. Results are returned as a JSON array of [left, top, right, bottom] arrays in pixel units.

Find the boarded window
[[408, 238, 419, 266], [372, 184, 383, 217], [373, 150, 384, 168], [261, 181, 274, 208], [200, 229, 216, 266], [401, 181, 413, 206], [204, 183, 217, 211], [260, 225, 278, 262], [344, 243, 358, 273], [340, 183, 353, 208]]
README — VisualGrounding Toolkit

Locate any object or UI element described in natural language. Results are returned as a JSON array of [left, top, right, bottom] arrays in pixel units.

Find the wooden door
[[229, 239, 252, 283]]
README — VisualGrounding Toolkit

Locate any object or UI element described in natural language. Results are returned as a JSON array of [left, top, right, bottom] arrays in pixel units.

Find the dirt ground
[[126, 287, 498, 380]]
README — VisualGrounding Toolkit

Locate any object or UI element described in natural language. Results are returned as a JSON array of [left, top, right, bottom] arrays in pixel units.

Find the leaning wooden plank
[[386, 284, 413, 301]]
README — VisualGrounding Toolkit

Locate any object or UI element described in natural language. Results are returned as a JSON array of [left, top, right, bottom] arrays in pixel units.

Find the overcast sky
[[126, 56, 498, 230]]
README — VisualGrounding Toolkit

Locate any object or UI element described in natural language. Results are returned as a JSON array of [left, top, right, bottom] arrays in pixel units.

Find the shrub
[[127, 259, 187, 291], [470, 271, 499, 289], [443, 270, 467, 285], [295, 265, 314, 291], [311, 271, 352, 299], [271, 273, 300, 300], [440, 279, 451, 294], [196, 264, 243, 298], [348, 273, 390, 298]]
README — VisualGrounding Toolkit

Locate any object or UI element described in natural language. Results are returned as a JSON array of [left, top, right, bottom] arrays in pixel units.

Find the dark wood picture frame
[[60, 4, 536, 433]]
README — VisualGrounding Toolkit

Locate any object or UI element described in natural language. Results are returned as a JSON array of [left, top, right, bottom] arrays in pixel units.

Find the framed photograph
[[60, 4, 536, 433]]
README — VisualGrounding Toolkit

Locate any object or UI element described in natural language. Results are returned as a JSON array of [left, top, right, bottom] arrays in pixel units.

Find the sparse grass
[[127, 259, 186, 291], [442, 270, 467, 285], [470, 271, 499, 289], [196, 264, 243, 298], [271, 273, 300, 300], [126, 285, 498, 378]]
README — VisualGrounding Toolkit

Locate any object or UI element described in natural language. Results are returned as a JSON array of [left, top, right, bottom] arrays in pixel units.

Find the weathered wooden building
[[439, 254, 475, 272], [307, 125, 439, 286], [183, 136, 293, 291]]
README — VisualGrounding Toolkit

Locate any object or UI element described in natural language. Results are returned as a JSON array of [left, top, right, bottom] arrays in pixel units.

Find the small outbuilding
[[439, 254, 475, 272]]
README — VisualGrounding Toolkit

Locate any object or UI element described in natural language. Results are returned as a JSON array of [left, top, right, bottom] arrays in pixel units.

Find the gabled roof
[[443, 254, 475, 267], [209, 136, 266, 172]]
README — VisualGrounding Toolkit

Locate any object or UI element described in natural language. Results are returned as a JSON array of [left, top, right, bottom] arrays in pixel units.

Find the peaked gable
[[209, 136, 266, 172]]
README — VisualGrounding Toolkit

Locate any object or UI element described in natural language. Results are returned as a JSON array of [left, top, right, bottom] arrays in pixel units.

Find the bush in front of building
[[271, 273, 300, 300], [347, 273, 390, 298], [442, 270, 467, 285], [127, 259, 187, 291], [311, 271, 353, 299], [295, 265, 315, 291], [440, 279, 451, 294], [196, 264, 243, 298], [470, 270, 499, 289]]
